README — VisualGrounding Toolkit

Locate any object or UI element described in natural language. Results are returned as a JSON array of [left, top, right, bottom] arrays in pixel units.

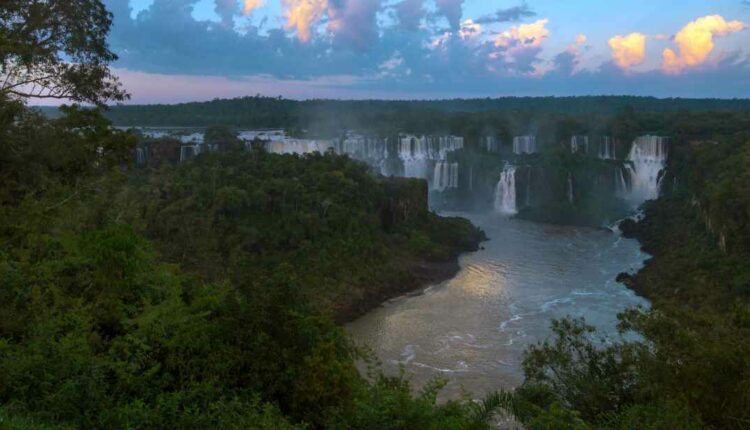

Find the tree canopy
[[0, 0, 126, 105]]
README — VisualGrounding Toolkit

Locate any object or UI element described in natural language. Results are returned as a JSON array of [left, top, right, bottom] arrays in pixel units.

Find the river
[[347, 212, 649, 399]]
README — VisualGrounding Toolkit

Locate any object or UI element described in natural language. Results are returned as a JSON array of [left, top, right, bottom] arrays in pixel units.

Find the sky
[[101, 0, 750, 103]]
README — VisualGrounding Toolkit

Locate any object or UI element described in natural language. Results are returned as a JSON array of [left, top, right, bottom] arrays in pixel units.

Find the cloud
[[327, 0, 381, 50], [488, 19, 550, 75], [549, 34, 588, 76], [283, 0, 328, 42], [101, 0, 750, 100], [435, 0, 464, 30], [280, 0, 382, 47], [394, 0, 424, 30], [493, 19, 549, 50], [458, 19, 482, 40], [243, 0, 265, 15], [608, 33, 647, 70], [661, 15, 747, 74], [214, 0, 238, 27], [475, 3, 535, 25]]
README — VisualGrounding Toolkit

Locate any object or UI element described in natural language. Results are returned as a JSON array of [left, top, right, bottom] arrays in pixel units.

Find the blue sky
[[104, 0, 750, 103]]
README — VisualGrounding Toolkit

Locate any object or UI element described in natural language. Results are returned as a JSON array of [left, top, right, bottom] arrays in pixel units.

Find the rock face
[[616, 272, 636, 289]]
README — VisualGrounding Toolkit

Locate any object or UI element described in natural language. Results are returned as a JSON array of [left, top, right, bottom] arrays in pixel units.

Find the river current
[[347, 212, 649, 399]]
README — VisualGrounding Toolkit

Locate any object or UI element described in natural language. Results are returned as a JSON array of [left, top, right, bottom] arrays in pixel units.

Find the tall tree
[[0, 0, 127, 105]]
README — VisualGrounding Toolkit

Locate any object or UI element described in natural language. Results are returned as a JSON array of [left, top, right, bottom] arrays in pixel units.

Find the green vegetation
[[0, 99, 498, 429], [103, 96, 750, 130], [0, 0, 126, 105]]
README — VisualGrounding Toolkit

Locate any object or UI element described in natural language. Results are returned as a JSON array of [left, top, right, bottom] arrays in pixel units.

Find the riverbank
[[334, 217, 486, 323]]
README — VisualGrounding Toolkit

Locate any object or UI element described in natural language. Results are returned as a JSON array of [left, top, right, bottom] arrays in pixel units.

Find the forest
[[100, 96, 750, 131]]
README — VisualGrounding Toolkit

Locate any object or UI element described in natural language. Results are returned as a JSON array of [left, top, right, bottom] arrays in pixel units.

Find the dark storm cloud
[[475, 4, 536, 24]]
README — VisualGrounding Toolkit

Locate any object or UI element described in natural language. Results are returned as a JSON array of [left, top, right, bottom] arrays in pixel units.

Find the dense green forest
[[0, 102, 500, 428], [101, 96, 750, 130]]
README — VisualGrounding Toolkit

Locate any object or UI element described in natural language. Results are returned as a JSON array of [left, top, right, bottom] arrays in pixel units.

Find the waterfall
[[615, 167, 628, 197], [571, 136, 589, 154], [135, 147, 146, 167], [399, 136, 430, 178], [599, 137, 616, 160], [398, 134, 463, 180], [567, 172, 574, 204], [624, 135, 669, 207], [513, 136, 536, 154], [180, 143, 204, 162], [495, 165, 517, 215], [485, 137, 501, 153], [266, 139, 335, 155], [432, 161, 459, 191]]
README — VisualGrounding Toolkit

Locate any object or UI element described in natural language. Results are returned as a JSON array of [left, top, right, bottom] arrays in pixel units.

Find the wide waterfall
[[599, 137, 616, 160], [338, 134, 389, 175], [266, 139, 335, 155], [513, 136, 537, 154], [571, 136, 589, 154], [495, 165, 517, 215], [432, 161, 459, 191], [398, 134, 464, 180], [624, 135, 669, 206]]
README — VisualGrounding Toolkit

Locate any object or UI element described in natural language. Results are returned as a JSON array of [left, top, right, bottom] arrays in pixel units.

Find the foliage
[[0, 0, 126, 105], [104, 96, 750, 129], [0, 98, 490, 429]]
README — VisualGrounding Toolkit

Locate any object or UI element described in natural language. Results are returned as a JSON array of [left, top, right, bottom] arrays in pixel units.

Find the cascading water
[[615, 167, 628, 197], [267, 139, 335, 155], [571, 136, 589, 154], [432, 161, 459, 191], [495, 165, 517, 215], [338, 134, 390, 175], [179, 144, 201, 162], [624, 135, 669, 207], [399, 136, 430, 178], [599, 137, 616, 160], [135, 147, 146, 166], [485, 136, 501, 153], [398, 135, 464, 180], [513, 136, 536, 155]]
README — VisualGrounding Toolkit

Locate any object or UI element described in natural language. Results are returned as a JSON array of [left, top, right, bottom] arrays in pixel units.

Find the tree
[[0, 0, 127, 105]]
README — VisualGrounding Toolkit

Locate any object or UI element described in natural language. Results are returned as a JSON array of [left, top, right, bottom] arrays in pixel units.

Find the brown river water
[[347, 212, 649, 399]]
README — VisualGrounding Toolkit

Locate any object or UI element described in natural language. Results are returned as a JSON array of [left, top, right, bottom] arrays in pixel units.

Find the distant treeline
[[101, 95, 750, 129]]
